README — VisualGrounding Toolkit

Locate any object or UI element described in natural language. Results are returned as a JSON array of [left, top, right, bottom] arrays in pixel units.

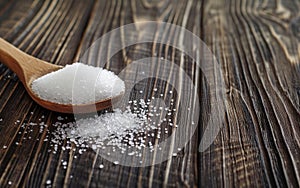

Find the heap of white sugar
[[69, 108, 146, 140], [31, 62, 125, 104], [13, 90, 183, 165], [51, 97, 175, 150]]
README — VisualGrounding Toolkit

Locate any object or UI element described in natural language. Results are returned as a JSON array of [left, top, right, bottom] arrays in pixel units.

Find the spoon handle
[[0, 38, 31, 82], [0, 38, 60, 85]]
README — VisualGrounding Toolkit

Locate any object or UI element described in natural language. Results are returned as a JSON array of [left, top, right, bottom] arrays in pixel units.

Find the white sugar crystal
[[68, 109, 144, 140], [57, 116, 64, 121], [45, 95, 182, 161], [31, 62, 125, 104]]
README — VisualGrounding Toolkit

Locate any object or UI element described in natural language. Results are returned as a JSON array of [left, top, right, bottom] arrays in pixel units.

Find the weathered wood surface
[[0, 0, 299, 187]]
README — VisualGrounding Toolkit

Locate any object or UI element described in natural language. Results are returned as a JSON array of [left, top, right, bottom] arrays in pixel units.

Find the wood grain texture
[[201, 0, 300, 187], [0, 0, 299, 187]]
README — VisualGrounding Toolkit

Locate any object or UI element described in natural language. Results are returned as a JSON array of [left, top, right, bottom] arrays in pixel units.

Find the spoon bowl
[[0, 38, 121, 113]]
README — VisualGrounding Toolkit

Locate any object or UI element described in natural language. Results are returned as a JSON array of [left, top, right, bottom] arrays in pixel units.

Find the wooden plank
[[201, 0, 300, 187], [0, 0, 95, 187], [0, 0, 200, 187], [0, 0, 299, 187]]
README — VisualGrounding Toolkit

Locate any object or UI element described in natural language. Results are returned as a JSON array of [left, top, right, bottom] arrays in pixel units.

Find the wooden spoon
[[0, 38, 121, 114]]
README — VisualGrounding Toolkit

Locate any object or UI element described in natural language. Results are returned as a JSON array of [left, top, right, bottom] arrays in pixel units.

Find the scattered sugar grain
[[46, 180, 51, 185], [57, 116, 64, 121], [46, 97, 181, 161], [68, 109, 145, 140]]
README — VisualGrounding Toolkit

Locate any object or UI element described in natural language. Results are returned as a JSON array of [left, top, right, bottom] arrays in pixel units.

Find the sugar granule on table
[[67, 108, 146, 141], [31, 62, 125, 104], [49, 97, 175, 156], [51, 108, 150, 150]]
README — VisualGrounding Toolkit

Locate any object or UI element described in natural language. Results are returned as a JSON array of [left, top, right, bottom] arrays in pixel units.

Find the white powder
[[49, 97, 172, 157], [31, 62, 125, 104], [51, 107, 149, 149], [19, 88, 180, 166], [68, 108, 146, 141]]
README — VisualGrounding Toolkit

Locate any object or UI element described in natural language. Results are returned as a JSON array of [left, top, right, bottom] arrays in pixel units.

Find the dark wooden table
[[0, 0, 299, 187]]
